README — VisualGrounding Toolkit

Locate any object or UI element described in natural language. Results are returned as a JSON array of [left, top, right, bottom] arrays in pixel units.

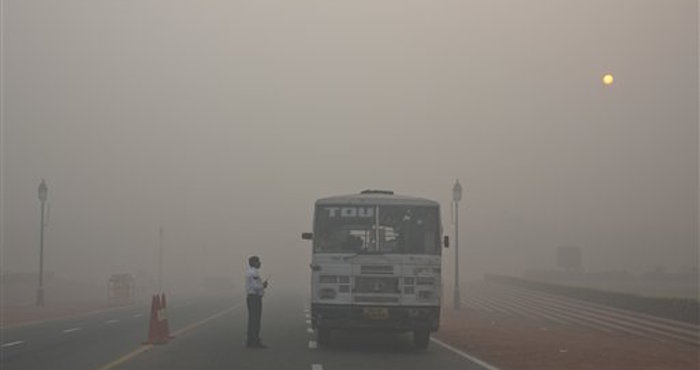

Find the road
[[1, 292, 499, 370]]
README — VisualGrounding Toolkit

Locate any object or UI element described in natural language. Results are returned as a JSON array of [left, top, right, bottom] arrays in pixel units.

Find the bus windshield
[[314, 205, 440, 255]]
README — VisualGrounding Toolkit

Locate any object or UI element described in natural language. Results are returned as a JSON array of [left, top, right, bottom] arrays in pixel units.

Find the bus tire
[[413, 329, 430, 350], [317, 327, 331, 347]]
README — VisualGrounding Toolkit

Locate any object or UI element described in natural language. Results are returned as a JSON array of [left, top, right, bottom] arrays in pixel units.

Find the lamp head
[[38, 179, 48, 202], [452, 180, 462, 202]]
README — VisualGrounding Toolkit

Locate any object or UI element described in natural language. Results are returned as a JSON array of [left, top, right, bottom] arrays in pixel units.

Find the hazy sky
[[2, 0, 698, 288]]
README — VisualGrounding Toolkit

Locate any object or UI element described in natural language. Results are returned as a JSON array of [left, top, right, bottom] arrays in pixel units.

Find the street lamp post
[[37, 179, 48, 306], [452, 180, 462, 310], [158, 226, 163, 293]]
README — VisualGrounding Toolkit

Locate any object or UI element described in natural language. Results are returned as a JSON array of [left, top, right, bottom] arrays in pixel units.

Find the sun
[[602, 73, 614, 86]]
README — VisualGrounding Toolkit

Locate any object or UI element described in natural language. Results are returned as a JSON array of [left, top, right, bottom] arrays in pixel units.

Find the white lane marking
[[308, 340, 318, 349], [132, 314, 143, 318], [1, 341, 24, 348], [305, 320, 311, 325], [431, 337, 502, 370], [311, 364, 323, 370], [307, 328, 314, 334], [62, 328, 81, 333], [105, 319, 120, 324], [3, 304, 141, 330], [304, 309, 310, 313], [305, 314, 311, 319]]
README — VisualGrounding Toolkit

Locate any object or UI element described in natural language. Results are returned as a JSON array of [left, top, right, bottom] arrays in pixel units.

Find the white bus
[[302, 190, 449, 349]]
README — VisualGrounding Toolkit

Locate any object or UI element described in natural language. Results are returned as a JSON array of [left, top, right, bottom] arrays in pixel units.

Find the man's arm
[[251, 270, 266, 295]]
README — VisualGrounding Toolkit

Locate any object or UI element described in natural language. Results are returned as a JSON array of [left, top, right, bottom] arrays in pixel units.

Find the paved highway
[[2, 292, 499, 370], [1, 296, 230, 370]]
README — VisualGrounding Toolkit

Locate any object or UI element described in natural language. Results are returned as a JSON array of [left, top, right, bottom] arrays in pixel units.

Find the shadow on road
[[321, 330, 424, 354]]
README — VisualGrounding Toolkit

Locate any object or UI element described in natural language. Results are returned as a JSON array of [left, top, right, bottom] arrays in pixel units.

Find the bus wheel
[[317, 327, 331, 347], [413, 329, 430, 349]]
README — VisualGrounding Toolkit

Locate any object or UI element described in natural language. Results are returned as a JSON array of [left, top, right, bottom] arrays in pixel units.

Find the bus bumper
[[311, 304, 440, 332]]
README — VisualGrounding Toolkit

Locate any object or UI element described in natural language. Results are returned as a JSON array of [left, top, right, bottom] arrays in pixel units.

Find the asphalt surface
[[2, 292, 499, 370]]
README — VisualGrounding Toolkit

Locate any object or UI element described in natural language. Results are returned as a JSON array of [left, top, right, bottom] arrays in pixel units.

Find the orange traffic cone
[[145, 294, 168, 344], [160, 293, 174, 339]]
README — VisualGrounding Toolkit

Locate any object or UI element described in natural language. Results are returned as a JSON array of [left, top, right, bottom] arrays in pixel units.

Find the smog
[[1, 1, 698, 369]]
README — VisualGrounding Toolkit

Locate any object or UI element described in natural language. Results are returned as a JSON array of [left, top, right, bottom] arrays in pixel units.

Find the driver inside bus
[[342, 234, 363, 252]]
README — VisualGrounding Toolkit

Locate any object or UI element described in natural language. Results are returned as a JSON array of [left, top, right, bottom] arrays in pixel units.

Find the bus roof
[[316, 190, 439, 207]]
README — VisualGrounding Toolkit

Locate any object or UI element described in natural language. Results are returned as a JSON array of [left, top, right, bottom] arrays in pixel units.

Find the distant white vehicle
[[302, 190, 449, 349], [107, 273, 135, 305]]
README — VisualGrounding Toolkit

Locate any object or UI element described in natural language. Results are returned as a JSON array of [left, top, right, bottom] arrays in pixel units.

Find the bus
[[302, 190, 449, 349]]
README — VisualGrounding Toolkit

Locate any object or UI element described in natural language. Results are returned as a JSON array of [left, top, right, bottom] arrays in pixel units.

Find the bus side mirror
[[302, 232, 313, 240], [443, 236, 449, 248]]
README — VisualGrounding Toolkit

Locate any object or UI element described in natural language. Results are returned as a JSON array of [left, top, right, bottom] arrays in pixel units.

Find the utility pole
[[452, 180, 462, 310], [158, 226, 163, 293], [36, 179, 48, 306]]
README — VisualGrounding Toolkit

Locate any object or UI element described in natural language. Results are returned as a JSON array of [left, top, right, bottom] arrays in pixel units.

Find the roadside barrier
[[484, 274, 699, 324]]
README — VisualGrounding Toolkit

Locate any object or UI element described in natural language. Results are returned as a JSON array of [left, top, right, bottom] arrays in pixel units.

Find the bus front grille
[[354, 277, 399, 293]]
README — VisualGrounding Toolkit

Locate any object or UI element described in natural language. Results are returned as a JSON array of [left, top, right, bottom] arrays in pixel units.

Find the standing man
[[245, 256, 268, 348]]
